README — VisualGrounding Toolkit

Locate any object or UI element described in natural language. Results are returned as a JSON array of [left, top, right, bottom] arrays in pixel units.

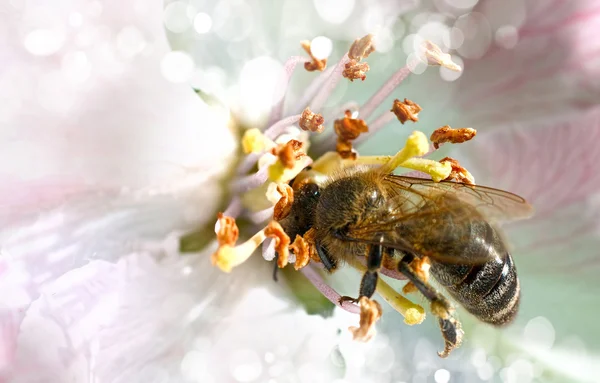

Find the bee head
[[277, 182, 321, 240]]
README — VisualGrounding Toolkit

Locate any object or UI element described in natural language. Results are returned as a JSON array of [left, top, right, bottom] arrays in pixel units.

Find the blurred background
[[2, 0, 600, 382]]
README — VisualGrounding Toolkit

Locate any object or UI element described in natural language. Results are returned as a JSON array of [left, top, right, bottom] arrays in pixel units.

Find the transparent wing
[[341, 175, 534, 264]]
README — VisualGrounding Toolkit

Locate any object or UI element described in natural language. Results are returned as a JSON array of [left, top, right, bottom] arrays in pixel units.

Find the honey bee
[[278, 165, 533, 357]]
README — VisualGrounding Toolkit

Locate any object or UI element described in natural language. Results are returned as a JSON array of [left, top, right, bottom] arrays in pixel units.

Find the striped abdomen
[[430, 220, 520, 326]]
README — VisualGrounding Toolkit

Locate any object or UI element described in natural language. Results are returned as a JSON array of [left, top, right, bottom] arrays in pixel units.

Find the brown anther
[[343, 59, 370, 82], [349, 297, 383, 342], [299, 107, 325, 133], [301, 40, 327, 72], [290, 235, 310, 270], [271, 139, 304, 169], [348, 34, 375, 61], [402, 281, 418, 295], [216, 213, 239, 246], [265, 221, 291, 269], [334, 110, 369, 159], [273, 184, 294, 221], [440, 157, 476, 185], [303, 228, 320, 264], [391, 98, 422, 124], [430, 126, 477, 149]]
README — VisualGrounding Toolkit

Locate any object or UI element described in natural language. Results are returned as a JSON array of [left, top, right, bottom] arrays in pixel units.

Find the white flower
[[3, 1, 600, 383]]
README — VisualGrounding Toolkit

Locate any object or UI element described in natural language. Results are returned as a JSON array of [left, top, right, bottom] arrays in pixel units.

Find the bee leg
[[315, 241, 338, 272], [397, 253, 463, 358], [339, 241, 383, 305]]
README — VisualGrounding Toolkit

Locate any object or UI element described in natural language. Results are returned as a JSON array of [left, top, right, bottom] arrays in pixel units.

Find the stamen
[[342, 59, 370, 82], [430, 126, 477, 149], [440, 157, 476, 185], [301, 40, 328, 72], [391, 98, 422, 124], [273, 183, 294, 221], [346, 257, 426, 325], [212, 221, 265, 273], [271, 139, 304, 169], [268, 155, 312, 183], [349, 297, 382, 342], [264, 221, 291, 268], [247, 207, 274, 224], [421, 40, 462, 72], [309, 53, 350, 112], [289, 234, 310, 270], [359, 65, 412, 120], [264, 115, 303, 139], [348, 34, 375, 61], [267, 56, 308, 126], [380, 131, 430, 174], [300, 264, 361, 314], [400, 158, 452, 182], [299, 107, 325, 133], [334, 110, 369, 159], [242, 128, 274, 154], [215, 213, 239, 245]]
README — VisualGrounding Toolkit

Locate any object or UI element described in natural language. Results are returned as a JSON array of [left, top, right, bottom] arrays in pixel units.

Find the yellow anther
[[211, 229, 267, 273], [268, 156, 312, 183], [346, 258, 426, 325], [400, 158, 452, 182], [380, 131, 430, 174], [242, 128, 272, 154]]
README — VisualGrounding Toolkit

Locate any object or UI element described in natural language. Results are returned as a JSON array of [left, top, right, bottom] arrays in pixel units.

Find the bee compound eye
[[303, 183, 320, 197]]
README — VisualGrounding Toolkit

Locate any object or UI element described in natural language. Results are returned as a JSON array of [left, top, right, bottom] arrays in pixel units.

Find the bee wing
[[341, 175, 534, 265], [383, 175, 534, 223]]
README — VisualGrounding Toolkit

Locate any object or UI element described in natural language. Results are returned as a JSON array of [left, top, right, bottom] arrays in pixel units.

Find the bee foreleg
[[315, 242, 338, 272], [398, 254, 463, 358], [340, 240, 383, 305]]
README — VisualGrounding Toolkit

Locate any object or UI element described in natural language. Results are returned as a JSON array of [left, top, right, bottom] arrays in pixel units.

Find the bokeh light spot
[[61, 51, 91, 84], [455, 12, 492, 59], [161, 51, 195, 83], [163, 1, 192, 33], [310, 36, 332, 60], [495, 25, 519, 49], [313, 0, 355, 24], [434, 368, 451, 383], [24, 29, 65, 56], [523, 316, 555, 350], [194, 12, 212, 34], [230, 349, 263, 382], [444, 0, 479, 9]]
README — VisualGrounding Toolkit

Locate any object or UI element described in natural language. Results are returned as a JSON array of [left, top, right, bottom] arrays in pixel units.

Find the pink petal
[[1, 0, 236, 226], [454, 0, 600, 128], [451, 106, 600, 351]]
